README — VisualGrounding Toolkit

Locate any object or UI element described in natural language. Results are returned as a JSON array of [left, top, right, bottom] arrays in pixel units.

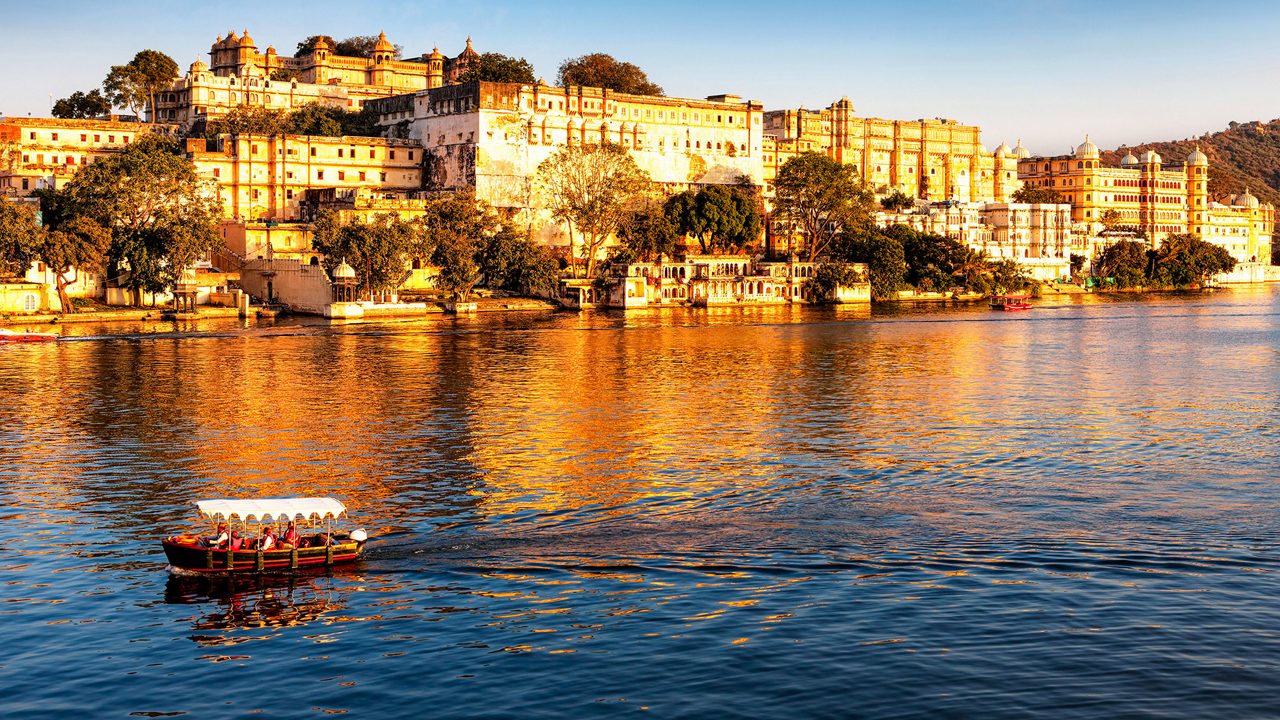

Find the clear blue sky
[[3, 0, 1278, 153]]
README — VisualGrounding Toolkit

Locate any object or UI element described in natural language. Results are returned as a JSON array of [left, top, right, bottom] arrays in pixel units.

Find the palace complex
[[152, 31, 479, 128], [761, 98, 1021, 204], [1019, 137, 1273, 265], [2, 27, 1277, 315]]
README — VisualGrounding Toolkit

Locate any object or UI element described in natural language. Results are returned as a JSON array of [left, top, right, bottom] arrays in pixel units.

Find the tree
[[617, 205, 677, 262], [1070, 253, 1087, 278], [839, 230, 906, 301], [896, 227, 967, 291], [1100, 209, 1123, 230], [296, 35, 335, 55], [312, 212, 419, 297], [557, 53, 663, 96], [880, 189, 915, 212], [35, 216, 112, 313], [1149, 233, 1236, 287], [772, 152, 875, 262], [207, 106, 291, 136], [103, 50, 179, 121], [287, 104, 380, 137], [1096, 240, 1150, 289], [1011, 185, 1065, 204], [58, 135, 222, 301], [479, 225, 560, 297], [286, 104, 344, 137], [990, 259, 1036, 294], [535, 142, 651, 278], [664, 184, 761, 254], [804, 261, 865, 302], [0, 201, 41, 278], [457, 53, 536, 84], [52, 90, 112, 119]]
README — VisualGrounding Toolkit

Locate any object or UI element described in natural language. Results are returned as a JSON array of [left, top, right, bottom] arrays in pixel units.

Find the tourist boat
[[162, 497, 368, 573], [0, 328, 59, 342], [989, 294, 1033, 311]]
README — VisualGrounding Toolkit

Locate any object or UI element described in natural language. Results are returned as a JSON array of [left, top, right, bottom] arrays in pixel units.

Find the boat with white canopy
[[162, 497, 368, 573]]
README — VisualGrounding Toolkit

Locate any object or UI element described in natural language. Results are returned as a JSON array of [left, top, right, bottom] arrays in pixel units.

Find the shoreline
[[0, 284, 1264, 329]]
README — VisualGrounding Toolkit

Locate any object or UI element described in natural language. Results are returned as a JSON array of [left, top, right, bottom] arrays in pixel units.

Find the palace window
[[338, 171, 345, 180], [310, 148, 317, 157], [317, 170, 324, 179]]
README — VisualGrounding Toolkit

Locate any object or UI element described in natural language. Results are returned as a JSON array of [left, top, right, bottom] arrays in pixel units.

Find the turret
[[1186, 145, 1209, 237], [426, 46, 444, 89]]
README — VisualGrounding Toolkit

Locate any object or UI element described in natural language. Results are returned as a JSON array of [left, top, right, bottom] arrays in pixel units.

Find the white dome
[[994, 141, 1012, 156], [1237, 189, 1259, 208], [1120, 153, 1139, 166], [1075, 134, 1099, 159], [1013, 139, 1031, 159], [1187, 147, 1208, 165], [1138, 149, 1162, 164], [332, 259, 356, 279]]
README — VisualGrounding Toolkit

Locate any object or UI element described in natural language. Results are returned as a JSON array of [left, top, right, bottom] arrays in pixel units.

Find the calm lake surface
[[5, 287, 1280, 718]]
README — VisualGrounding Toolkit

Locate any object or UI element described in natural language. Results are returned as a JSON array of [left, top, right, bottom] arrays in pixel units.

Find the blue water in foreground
[[4, 288, 1280, 718]]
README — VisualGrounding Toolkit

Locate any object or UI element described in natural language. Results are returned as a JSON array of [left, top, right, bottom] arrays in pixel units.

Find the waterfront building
[[185, 133, 423, 221], [370, 81, 764, 192], [577, 255, 868, 309], [367, 81, 766, 249], [1017, 138, 1273, 265], [876, 201, 1084, 282], [153, 31, 480, 128], [761, 98, 1020, 203], [0, 117, 175, 196]]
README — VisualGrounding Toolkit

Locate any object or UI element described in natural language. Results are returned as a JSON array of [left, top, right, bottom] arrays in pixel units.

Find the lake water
[[5, 288, 1280, 718]]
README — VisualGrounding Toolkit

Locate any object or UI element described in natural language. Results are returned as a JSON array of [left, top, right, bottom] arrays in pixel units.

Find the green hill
[[1099, 119, 1280, 207]]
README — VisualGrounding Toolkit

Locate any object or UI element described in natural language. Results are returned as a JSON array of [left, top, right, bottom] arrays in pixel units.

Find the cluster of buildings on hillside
[[1, 29, 1276, 315]]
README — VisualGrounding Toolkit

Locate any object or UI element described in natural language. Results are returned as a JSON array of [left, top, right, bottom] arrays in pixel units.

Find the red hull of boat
[[162, 539, 363, 573]]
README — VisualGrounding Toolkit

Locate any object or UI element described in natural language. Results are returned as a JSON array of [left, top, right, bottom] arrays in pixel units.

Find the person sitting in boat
[[198, 523, 230, 549], [259, 526, 278, 551], [281, 521, 300, 549], [228, 530, 244, 552]]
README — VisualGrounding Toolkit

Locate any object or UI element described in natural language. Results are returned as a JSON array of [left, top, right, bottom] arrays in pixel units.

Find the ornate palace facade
[[761, 98, 1021, 203], [152, 31, 479, 128], [1018, 138, 1273, 263]]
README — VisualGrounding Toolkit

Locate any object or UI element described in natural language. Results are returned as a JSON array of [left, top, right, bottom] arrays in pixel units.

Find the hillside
[[1099, 119, 1280, 207]]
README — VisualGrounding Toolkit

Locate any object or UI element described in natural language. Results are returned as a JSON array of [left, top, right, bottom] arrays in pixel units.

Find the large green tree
[[312, 211, 422, 297], [297, 35, 403, 59], [536, 142, 651, 277], [556, 53, 663, 96], [663, 184, 761, 254], [103, 50, 179, 121], [207, 106, 291, 136], [1096, 240, 1150, 289], [838, 230, 906, 301], [1149, 233, 1236, 287], [772, 152, 875, 262], [479, 225, 559, 297], [35, 216, 113, 313], [617, 205, 677, 262], [457, 53, 536, 84], [58, 135, 222, 301], [0, 201, 41, 278], [52, 90, 113, 119]]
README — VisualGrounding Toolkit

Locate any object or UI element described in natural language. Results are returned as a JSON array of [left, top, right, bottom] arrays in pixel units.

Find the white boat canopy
[[195, 497, 347, 523]]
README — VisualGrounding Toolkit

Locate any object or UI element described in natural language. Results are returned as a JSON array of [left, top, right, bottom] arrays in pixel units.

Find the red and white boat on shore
[[0, 328, 59, 342]]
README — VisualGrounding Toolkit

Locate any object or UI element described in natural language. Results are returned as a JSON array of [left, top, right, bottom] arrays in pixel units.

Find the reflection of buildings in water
[[463, 306, 849, 520], [165, 571, 347, 646]]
